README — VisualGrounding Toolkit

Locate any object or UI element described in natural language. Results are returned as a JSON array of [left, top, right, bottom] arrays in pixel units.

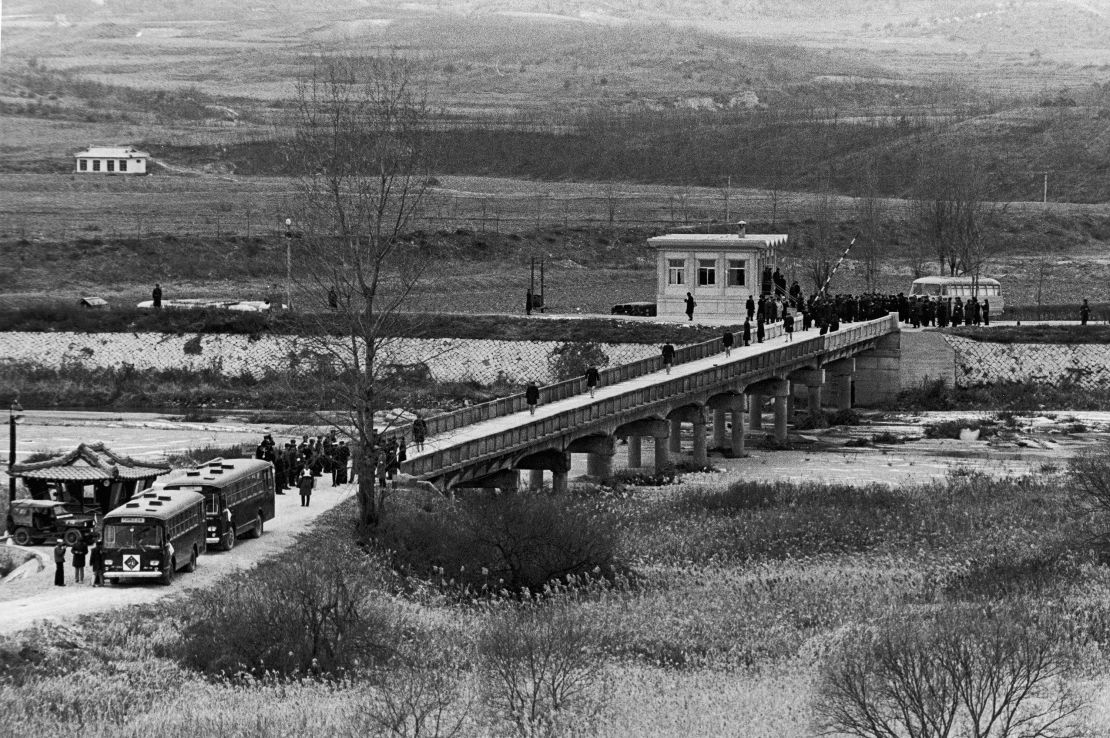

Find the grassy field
[[3, 467, 1110, 736]]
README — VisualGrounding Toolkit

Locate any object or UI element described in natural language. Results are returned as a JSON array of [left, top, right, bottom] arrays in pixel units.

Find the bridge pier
[[712, 408, 728, 448], [627, 436, 642, 468], [528, 469, 544, 491], [691, 409, 708, 466], [552, 469, 568, 494], [516, 449, 571, 493], [786, 384, 796, 420], [654, 435, 669, 471], [568, 435, 616, 480], [748, 392, 763, 429], [730, 396, 746, 456], [826, 358, 856, 411], [668, 419, 682, 453], [790, 368, 826, 423]]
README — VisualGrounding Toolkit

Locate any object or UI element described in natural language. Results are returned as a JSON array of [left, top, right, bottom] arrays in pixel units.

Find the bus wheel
[[108, 577, 118, 586], [63, 528, 83, 546], [12, 528, 33, 546], [161, 559, 175, 585], [184, 547, 197, 573], [224, 528, 236, 552], [251, 513, 264, 539]]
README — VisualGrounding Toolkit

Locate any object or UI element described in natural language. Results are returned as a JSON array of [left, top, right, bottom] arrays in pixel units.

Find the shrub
[[182, 334, 203, 355], [478, 597, 609, 736], [546, 342, 609, 382], [924, 417, 997, 440], [172, 538, 398, 677], [827, 408, 862, 426], [814, 607, 1085, 738], [374, 490, 620, 595], [165, 443, 250, 467]]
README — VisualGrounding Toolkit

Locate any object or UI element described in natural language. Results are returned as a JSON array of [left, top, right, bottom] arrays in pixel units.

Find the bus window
[[104, 523, 163, 550]]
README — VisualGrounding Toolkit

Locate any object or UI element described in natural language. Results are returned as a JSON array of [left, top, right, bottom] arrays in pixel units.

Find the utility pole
[[9, 399, 24, 503], [284, 218, 293, 311]]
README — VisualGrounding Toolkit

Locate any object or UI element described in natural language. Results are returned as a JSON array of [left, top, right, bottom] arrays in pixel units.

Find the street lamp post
[[284, 218, 293, 311], [9, 399, 24, 504]]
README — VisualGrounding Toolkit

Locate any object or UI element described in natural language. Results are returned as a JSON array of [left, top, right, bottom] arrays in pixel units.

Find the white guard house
[[74, 145, 150, 174], [651, 225, 789, 320]]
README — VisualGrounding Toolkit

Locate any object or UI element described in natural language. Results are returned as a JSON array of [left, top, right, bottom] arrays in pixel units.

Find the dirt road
[[0, 480, 355, 636]]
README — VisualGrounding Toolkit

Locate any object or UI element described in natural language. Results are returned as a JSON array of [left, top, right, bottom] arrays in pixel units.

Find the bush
[[478, 597, 609, 736], [924, 417, 997, 440], [172, 538, 398, 677], [546, 342, 609, 382], [827, 408, 862, 426], [374, 490, 620, 595], [814, 607, 1085, 738]]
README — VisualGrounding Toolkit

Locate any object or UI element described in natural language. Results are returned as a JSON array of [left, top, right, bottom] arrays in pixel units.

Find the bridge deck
[[402, 315, 897, 481]]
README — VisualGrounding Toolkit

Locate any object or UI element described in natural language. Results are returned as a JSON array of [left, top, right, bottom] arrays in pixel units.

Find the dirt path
[[0, 480, 355, 636]]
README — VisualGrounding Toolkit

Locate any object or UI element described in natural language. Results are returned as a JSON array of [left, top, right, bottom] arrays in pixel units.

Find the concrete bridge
[[401, 315, 901, 493]]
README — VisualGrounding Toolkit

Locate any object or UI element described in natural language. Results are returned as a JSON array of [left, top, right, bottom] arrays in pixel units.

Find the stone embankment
[[0, 332, 660, 384]]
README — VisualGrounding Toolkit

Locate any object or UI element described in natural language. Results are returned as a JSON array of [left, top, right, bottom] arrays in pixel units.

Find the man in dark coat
[[756, 317, 765, 343], [661, 343, 676, 374], [1081, 299, 1091, 325], [297, 469, 314, 507], [53, 540, 66, 587], [783, 313, 794, 341], [526, 381, 540, 414], [742, 319, 752, 346], [982, 299, 990, 326], [412, 415, 427, 452], [722, 330, 734, 357], [90, 539, 105, 587], [152, 283, 162, 309], [745, 295, 755, 321], [585, 365, 600, 397], [684, 292, 696, 321]]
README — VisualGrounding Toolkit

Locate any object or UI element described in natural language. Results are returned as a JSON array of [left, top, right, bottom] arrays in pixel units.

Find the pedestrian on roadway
[[90, 538, 105, 587], [1081, 299, 1091, 325], [661, 343, 676, 374], [722, 330, 734, 357], [152, 283, 162, 309], [526, 381, 540, 415], [412, 414, 427, 452], [684, 292, 696, 321], [71, 536, 88, 584], [297, 469, 315, 507], [585, 365, 600, 397], [53, 539, 66, 587], [982, 298, 990, 326]]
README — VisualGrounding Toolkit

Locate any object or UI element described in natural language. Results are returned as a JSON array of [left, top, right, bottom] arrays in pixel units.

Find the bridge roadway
[[400, 314, 900, 493]]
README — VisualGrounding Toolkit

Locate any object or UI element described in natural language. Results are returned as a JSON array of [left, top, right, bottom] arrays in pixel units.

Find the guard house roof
[[74, 145, 150, 159], [648, 233, 789, 249], [10, 442, 171, 482]]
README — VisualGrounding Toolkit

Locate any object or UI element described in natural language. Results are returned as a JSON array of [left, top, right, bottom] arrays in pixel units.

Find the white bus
[[910, 276, 1004, 314]]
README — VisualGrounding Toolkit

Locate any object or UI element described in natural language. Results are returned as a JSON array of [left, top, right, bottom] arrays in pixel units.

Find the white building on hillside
[[74, 145, 150, 174], [651, 223, 789, 320]]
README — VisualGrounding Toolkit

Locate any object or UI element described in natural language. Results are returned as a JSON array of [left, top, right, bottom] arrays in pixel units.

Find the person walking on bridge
[[1081, 299, 1091, 326], [412, 414, 427, 452], [746, 295, 755, 321], [661, 343, 676, 374], [585, 365, 600, 397], [526, 381, 540, 415], [742, 318, 752, 347], [152, 283, 162, 309], [722, 330, 734, 357], [684, 292, 696, 321]]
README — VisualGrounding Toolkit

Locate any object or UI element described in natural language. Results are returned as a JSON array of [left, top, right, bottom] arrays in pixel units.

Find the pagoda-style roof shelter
[[10, 443, 171, 514]]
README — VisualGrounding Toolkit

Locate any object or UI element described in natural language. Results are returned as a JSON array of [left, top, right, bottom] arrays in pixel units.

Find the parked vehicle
[[158, 457, 275, 551], [5, 499, 98, 546], [910, 276, 1004, 315], [101, 489, 206, 585]]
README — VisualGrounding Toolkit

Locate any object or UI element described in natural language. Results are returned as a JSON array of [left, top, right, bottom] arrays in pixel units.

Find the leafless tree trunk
[[285, 53, 433, 528], [854, 168, 886, 292], [800, 189, 839, 294]]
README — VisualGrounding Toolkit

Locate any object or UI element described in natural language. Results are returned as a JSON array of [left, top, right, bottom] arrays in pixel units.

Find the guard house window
[[107, 160, 115, 172], [697, 259, 716, 286], [727, 259, 746, 286], [92, 160, 101, 171], [78, 160, 87, 171], [667, 259, 686, 285], [118, 159, 127, 172]]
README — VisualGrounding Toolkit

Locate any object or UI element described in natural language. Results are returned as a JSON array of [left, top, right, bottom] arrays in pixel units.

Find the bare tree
[[815, 609, 1086, 738], [285, 53, 433, 528], [799, 189, 840, 294], [854, 168, 886, 292]]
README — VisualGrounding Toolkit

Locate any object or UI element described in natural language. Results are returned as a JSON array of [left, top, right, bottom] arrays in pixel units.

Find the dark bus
[[102, 489, 206, 585], [159, 458, 275, 551]]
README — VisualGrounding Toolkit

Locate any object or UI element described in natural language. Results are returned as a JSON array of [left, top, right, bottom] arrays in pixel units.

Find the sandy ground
[[0, 478, 354, 636]]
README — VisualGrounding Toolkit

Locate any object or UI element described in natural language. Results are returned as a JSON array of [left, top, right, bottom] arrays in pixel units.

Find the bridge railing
[[392, 321, 789, 442], [405, 315, 896, 478]]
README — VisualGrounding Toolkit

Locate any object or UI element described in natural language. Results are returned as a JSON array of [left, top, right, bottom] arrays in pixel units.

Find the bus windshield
[[103, 523, 163, 549]]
